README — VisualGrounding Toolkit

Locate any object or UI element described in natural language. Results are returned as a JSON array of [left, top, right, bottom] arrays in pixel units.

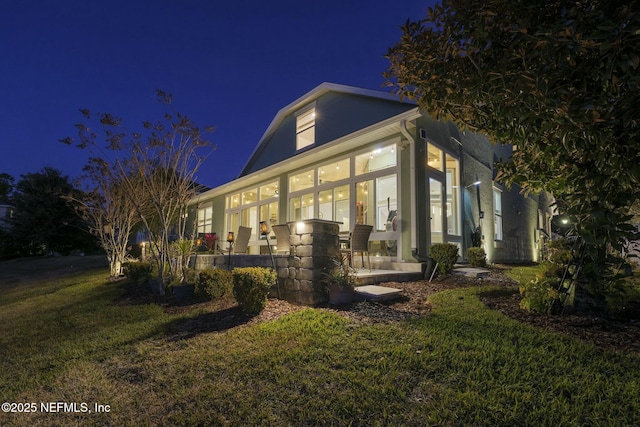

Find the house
[[190, 83, 553, 270], [0, 204, 14, 230]]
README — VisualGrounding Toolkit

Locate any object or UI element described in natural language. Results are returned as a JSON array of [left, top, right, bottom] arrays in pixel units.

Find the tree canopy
[[9, 167, 94, 255], [385, 0, 640, 295]]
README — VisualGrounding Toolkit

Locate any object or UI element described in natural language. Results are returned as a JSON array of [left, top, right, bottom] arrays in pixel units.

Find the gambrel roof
[[239, 82, 417, 177]]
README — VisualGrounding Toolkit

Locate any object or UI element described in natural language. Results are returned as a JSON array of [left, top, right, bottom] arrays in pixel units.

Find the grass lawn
[[1, 259, 639, 426]]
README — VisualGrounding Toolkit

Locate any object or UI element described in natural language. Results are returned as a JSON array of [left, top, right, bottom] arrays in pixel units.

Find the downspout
[[399, 120, 417, 253]]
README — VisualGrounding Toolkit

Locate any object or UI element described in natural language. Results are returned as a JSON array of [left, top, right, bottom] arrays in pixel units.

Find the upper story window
[[296, 105, 316, 150]]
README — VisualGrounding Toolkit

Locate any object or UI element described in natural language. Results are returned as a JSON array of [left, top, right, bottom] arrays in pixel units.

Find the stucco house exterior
[[190, 83, 553, 269]]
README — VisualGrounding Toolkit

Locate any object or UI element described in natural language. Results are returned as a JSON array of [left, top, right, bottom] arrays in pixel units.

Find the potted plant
[[322, 253, 357, 305]]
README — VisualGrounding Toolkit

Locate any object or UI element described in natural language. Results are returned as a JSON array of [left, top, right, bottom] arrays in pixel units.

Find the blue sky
[[1, 0, 430, 188]]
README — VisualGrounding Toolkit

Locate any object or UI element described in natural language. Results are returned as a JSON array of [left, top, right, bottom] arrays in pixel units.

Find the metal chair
[[272, 224, 291, 255], [346, 224, 373, 271], [233, 226, 252, 254]]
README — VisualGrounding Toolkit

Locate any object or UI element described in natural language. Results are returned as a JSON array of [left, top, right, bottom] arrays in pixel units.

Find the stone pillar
[[278, 219, 341, 305]]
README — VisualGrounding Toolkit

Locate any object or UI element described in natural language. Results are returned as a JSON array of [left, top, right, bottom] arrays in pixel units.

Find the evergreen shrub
[[430, 243, 459, 276], [196, 268, 233, 299], [467, 247, 487, 267], [232, 267, 277, 314]]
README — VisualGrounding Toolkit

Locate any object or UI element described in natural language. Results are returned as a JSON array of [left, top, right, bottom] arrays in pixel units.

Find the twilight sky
[[1, 0, 430, 189]]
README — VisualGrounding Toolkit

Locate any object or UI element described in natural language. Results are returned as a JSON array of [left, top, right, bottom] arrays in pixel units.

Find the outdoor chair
[[272, 224, 291, 255], [344, 224, 373, 271], [233, 226, 252, 254]]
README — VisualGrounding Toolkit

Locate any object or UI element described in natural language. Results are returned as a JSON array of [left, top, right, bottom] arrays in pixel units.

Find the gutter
[[399, 120, 417, 252]]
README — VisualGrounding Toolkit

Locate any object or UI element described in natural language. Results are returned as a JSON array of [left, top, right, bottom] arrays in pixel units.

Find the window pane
[[356, 180, 374, 226], [241, 189, 257, 205], [318, 158, 349, 184], [427, 144, 443, 171], [297, 127, 314, 150], [334, 185, 350, 232], [296, 108, 315, 150], [430, 178, 443, 244], [355, 144, 396, 175], [229, 193, 240, 209], [289, 169, 314, 192], [300, 193, 314, 220], [318, 189, 333, 221], [446, 154, 460, 236], [260, 181, 279, 200], [376, 174, 397, 232], [289, 193, 314, 221]]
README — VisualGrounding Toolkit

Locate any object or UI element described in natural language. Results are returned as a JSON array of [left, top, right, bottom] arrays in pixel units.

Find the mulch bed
[[124, 268, 640, 353]]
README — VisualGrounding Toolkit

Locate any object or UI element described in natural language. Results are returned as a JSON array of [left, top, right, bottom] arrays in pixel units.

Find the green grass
[[1, 264, 639, 426]]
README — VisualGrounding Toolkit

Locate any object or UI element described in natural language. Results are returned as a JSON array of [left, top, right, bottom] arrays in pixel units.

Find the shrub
[[232, 267, 277, 314], [519, 277, 560, 314], [196, 268, 233, 300], [467, 247, 487, 267], [122, 261, 153, 285], [430, 243, 459, 276]]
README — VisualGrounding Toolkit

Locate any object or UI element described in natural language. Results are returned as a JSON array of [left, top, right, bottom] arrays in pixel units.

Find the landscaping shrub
[[232, 267, 277, 314], [467, 247, 487, 267], [430, 243, 459, 276], [196, 268, 233, 299], [519, 277, 560, 314], [122, 261, 153, 285]]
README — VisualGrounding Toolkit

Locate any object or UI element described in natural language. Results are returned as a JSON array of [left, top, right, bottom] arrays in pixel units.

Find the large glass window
[[430, 178, 443, 244], [356, 174, 397, 232], [445, 154, 460, 236], [260, 181, 279, 200], [197, 204, 213, 234], [290, 193, 314, 221], [494, 188, 503, 241], [296, 107, 315, 150], [318, 158, 349, 184], [317, 185, 350, 232], [289, 169, 315, 192], [427, 144, 443, 171], [355, 144, 396, 175]]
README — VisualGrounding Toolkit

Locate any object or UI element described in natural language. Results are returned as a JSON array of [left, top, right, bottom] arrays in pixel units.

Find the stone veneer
[[279, 219, 341, 306], [190, 219, 341, 306]]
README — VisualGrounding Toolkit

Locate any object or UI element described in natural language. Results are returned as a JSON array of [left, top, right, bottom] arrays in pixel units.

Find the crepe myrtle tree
[[384, 0, 640, 304], [61, 90, 215, 292], [65, 158, 140, 278]]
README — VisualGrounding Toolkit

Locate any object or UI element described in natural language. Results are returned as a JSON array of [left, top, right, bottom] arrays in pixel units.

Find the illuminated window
[[296, 106, 315, 150], [289, 169, 315, 192], [427, 144, 443, 171], [197, 204, 213, 234], [260, 181, 279, 200], [318, 158, 349, 184], [355, 144, 396, 175], [494, 188, 503, 241]]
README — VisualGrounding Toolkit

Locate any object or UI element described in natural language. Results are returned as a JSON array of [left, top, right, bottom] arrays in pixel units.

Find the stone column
[[277, 219, 341, 305]]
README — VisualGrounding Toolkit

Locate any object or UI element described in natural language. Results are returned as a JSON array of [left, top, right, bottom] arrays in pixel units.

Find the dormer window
[[296, 105, 316, 150]]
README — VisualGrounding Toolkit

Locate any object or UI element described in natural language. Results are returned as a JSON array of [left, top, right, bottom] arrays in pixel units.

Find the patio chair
[[272, 224, 291, 255], [233, 226, 252, 254], [345, 224, 373, 271]]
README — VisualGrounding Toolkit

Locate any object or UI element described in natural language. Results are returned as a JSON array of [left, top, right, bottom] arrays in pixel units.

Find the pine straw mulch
[[135, 267, 640, 353]]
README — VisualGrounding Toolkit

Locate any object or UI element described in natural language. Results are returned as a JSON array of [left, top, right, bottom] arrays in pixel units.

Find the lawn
[[1, 258, 639, 426]]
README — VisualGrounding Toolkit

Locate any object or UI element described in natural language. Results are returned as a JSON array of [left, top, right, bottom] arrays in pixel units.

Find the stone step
[[354, 285, 403, 302], [453, 267, 489, 278]]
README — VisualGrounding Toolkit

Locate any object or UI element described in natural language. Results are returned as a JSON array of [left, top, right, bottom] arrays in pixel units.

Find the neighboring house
[[190, 83, 553, 266], [0, 204, 14, 230]]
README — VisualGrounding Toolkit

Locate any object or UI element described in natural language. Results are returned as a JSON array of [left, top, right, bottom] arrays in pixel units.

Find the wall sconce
[[227, 232, 234, 270]]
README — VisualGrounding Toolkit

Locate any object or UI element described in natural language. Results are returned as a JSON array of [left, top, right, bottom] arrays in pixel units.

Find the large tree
[[0, 173, 14, 204], [385, 0, 640, 301], [9, 167, 94, 255], [62, 90, 214, 292]]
